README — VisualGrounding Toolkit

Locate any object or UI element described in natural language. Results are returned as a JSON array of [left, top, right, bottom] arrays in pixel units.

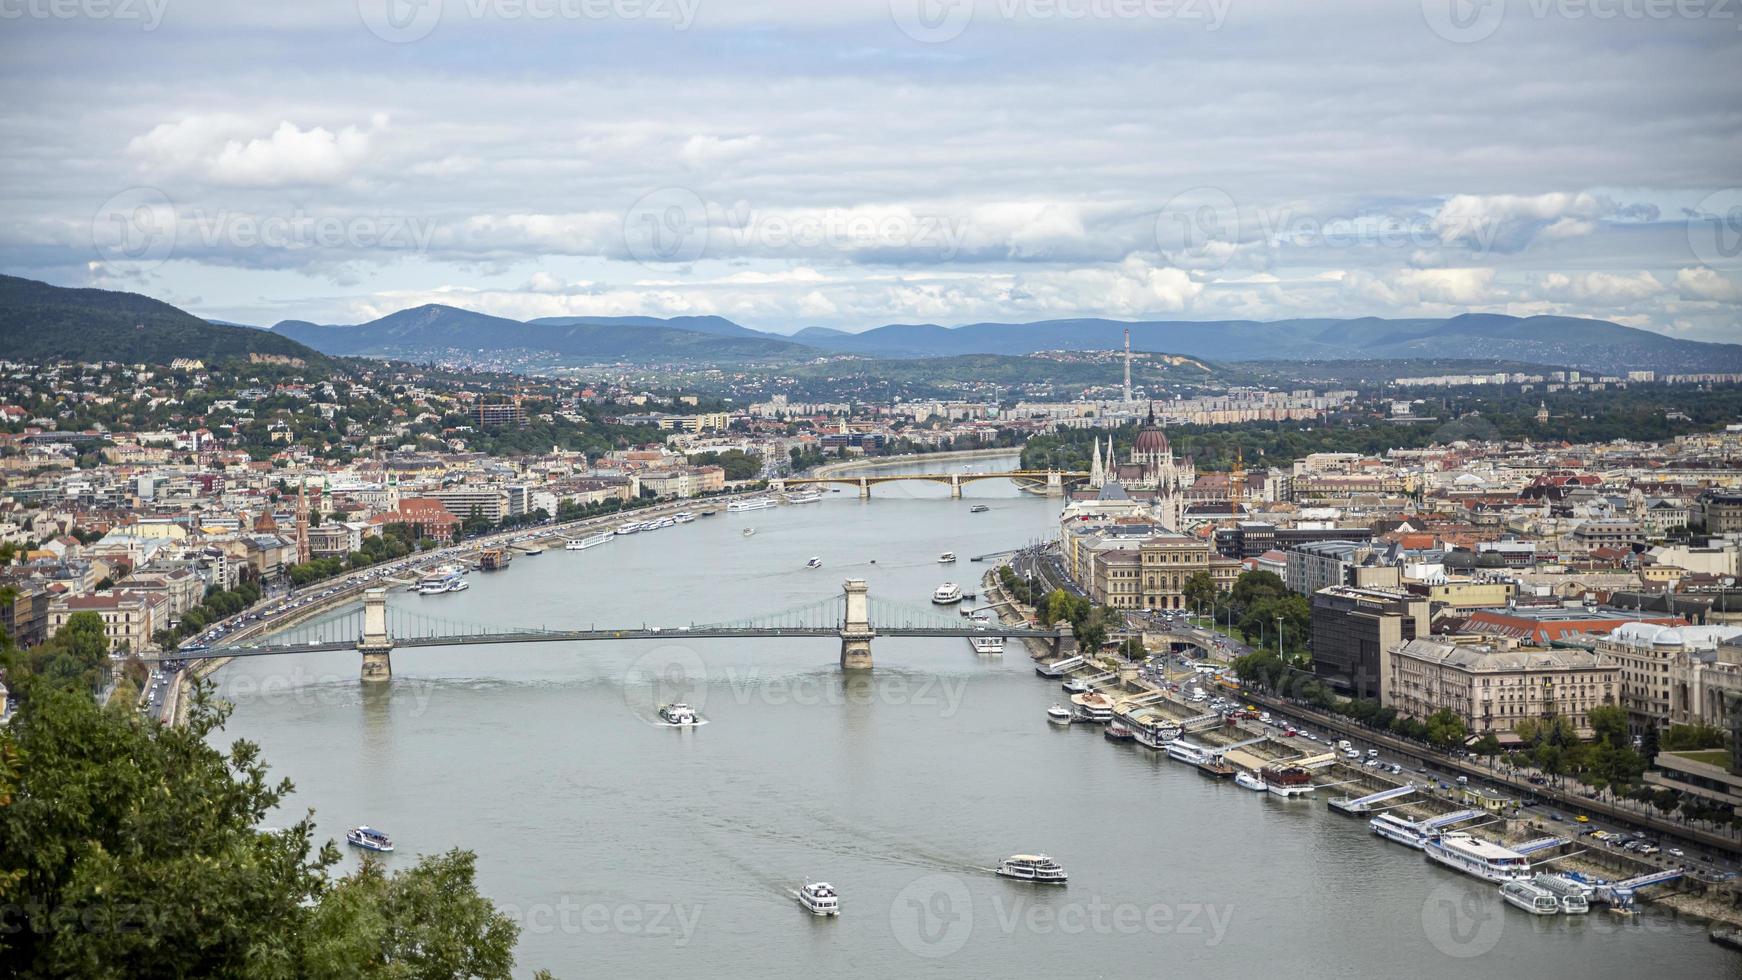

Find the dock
[[1328, 784, 1418, 816]]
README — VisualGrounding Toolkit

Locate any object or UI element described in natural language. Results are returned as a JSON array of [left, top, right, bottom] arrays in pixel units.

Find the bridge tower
[[1045, 469, 1064, 497], [1048, 620, 1076, 660], [770, 478, 786, 493], [857, 477, 871, 500], [357, 586, 393, 681], [839, 578, 874, 669], [948, 474, 963, 499]]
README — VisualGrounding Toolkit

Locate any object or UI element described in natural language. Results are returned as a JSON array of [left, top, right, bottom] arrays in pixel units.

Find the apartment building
[[1385, 638, 1620, 738]]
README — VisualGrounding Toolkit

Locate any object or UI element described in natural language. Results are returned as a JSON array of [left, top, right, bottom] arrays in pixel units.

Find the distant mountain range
[[0, 275, 326, 367], [266, 305, 1742, 375]]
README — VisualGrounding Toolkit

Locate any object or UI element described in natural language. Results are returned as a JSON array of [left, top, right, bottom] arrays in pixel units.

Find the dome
[[1133, 427, 1170, 454]]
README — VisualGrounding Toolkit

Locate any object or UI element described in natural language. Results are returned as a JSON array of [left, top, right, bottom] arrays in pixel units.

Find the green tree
[[1181, 570, 1218, 613], [1424, 708, 1468, 750], [23, 611, 112, 694], [1472, 732, 1502, 764]]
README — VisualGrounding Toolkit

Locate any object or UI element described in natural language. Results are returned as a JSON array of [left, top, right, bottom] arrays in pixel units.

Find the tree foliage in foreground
[[0, 648, 529, 979]]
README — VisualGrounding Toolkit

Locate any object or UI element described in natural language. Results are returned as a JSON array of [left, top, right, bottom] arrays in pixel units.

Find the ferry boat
[[416, 565, 467, 595], [995, 854, 1068, 884], [1500, 880, 1562, 916], [970, 504, 990, 513], [564, 530, 614, 551], [1260, 765, 1315, 799], [796, 881, 839, 916], [968, 635, 1005, 655], [727, 497, 776, 513], [1069, 692, 1114, 724], [1369, 812, 1431, 850], [1166, 740, 1209, 765], [937, 552, 957, 563], [346, 826, 394, 852], [1423, 832, 1531, 883], [784, 490, 823, 504], [672, 511, 696, 523], [932, 583, 964, 604], [806, 557, 823, 569], [658, 703, 701, 726], [1531, 874, 1591, 914], [1234, 770, 1268, 792], [1196, 757, 1235, 779], [1046, 704, 1073, 725], [1133, 723, 1182, 750]]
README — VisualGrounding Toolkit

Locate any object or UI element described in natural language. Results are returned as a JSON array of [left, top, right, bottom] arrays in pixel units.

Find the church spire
[[1090, 435, 1103, 488]]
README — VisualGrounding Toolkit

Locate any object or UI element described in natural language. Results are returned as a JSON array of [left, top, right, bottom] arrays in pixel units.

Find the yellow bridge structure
[[771, 469, 1090, 498]]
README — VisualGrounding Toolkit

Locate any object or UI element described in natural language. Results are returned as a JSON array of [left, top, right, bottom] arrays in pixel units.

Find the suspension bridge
[[770, 469, 1089, 498], [152, 578, 1071, 680]]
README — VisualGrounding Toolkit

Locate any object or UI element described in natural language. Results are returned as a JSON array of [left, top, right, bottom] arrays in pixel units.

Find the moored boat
[[931, 583, 963, 604], [968, 635, 1005, 654], [1133, 722, 1182, 750], [995, 854, 1067, 884], [784, 490, 823, 504], [1104, 725, 1135, 743], [1196, 756, 1235, 779], [1500, 879, 1562, 916], [727, 497, 776, 512], [565, 530, 614, 551], [1234, 769, 1268, 792], [1069, 692, 1114, 724], [1046, 704, 1073, 725], [1166, 739, 1208, 765], [1370, 812, 1430, 850], [1531, 874, 1591, 914], [1260, 764, 1315, 798], [1423, 832, 1531, 883]]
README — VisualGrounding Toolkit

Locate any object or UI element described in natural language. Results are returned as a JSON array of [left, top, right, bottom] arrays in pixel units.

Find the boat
[[1046, 704, 1073, 725], [994, 854, 1068, 884], [1531, 874, 1591, 914], [1500, 880, 1562, 916], [797, 881, 840, 916], [416, 565, 466, 595], [727, 497, 776, 512], [1133, 722, 1182, 750], [1062, 677, 1092, 694], [806, 557, 823, 569], [968, 635, 1005, 655], [970, 504, 990, 513], [1069, 692, 1114, 724], [938, 552, 957, 563], [742, 527, 756, 536], [1234, 770, 1268, 792], [672, 512, 696, 523], [1260, 764, 1315, 798], [1104, 725, 1135, 743], [564, 530, 614, 551], [1166, 739, 1209, 765], [615, 522, 644, 535], [1369, 812, 1430, 850], [784, 490, 823, 504], [1196, 757, 1235, 779], [1423, 832, 1532, 883], [699, 509, 718, 517], [931, 583, 964, 605], [346, 826, 394, 852], [658, 703, 701, 726]]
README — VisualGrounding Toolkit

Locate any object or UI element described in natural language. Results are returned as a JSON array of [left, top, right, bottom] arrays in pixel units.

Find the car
[[1389, 764, 1403, 774], [1668, 848, 1685, 858], [1547, 812, 1563, 822], [1575, 815, 1589, 823]]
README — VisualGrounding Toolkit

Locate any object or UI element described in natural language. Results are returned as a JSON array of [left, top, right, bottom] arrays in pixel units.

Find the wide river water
[[213, 455, 1737, 978]]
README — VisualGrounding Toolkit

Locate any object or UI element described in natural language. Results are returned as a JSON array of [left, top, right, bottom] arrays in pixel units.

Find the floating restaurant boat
[[1234, 770, 1268, 792], [1500, 880, 1562, 916], [1260, 765, 1315, 799], [1046, 704, 1074, 725], [727, 497, 777, 512], [1104, 725, 1135, 743], [346, 826, 394, 853], [1069, 692, 1114, 724], [968, 635, 1005, 655], [1423, 832, 1532, 883], [1369, 812, 1431, 850], [931, 583, 964, 604], [995, 854, 1068, 884], [1133, 722, 1182, 750], [797, 881, 840, 916]]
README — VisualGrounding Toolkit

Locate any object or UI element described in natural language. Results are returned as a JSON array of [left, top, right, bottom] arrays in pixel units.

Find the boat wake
[[652, 717, 711, 729]]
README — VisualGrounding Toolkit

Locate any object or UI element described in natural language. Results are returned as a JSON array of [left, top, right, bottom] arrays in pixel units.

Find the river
[[211, 455, 1735, 978]]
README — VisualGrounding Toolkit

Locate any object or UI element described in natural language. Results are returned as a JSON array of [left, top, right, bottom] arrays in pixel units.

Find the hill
[[0, 275, 327, 366], [272, 305, 811, 362]]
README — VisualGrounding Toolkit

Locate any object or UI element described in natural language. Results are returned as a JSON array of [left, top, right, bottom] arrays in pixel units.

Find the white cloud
[[1675, 267, 1742, 304], [1534, 270, 1664, 306], [680, 134, 763, 170], [1431, 193, 1609, 254], [126, 115, 383, 187]]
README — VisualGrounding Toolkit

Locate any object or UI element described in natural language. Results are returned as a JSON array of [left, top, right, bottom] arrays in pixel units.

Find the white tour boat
[[796, 881, 840, 916], [806, 557, 823, 569], [784, 490, 823, 504], [1531, 874, 1591, 914], [658, 703, 701, 726], [1166, 739, 1209, 765], [968, 635, 1005, 655], [565, 530, 614, 551], [1423, 832, 1532, 883], [615, 522, 644, 535], [1046, 704, 1073, 725], [995, 854, 1068, 884], [931, 583, 964, 604], [672, 512, 696, 523], [416, 565, 466, 595], [1500, 880, 1562, 916], [1369, 812, 1431, 850], [346, 826, 394, 852], [727, 497, 776, 513], [1234, 770, 1268, 792], [937, 552, 957, 563]]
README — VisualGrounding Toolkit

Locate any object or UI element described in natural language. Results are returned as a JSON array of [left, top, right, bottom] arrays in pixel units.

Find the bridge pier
[[1045, 469, 1064, 497], [770, 478, 786, 493], [1048, 621, 1076, 661], [857, 478, 870, 500], [357, 586, 393, 681], [839, 578, 874, 669], [949, 474, 963, 499]]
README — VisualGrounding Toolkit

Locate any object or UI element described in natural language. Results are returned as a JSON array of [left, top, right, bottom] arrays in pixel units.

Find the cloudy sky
[[3, 0, 1740, 339]]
